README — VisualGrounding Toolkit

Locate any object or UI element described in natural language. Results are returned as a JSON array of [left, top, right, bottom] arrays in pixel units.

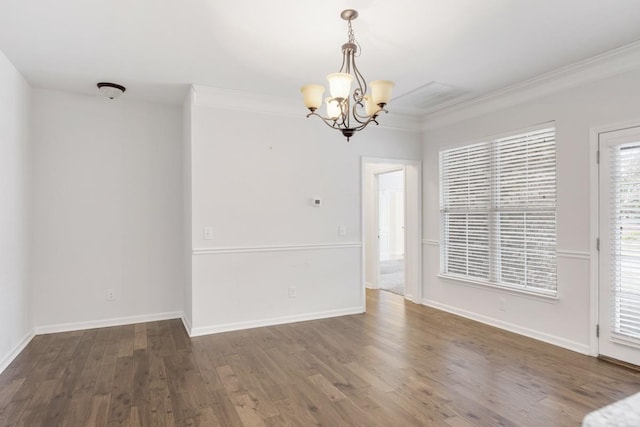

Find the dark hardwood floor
[[1, 290, 639, 426]]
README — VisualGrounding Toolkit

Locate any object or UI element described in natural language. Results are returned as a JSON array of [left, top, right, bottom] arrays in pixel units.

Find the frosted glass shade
[[301, 84, 325, 110], [326, 97, 341, 120], [327, 73, 354, 100], [364, 95, 379, 117], [370, 80, 395, 105]]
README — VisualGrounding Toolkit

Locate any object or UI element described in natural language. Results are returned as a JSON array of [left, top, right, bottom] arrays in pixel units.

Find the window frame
[[439, 123, 558, 298]]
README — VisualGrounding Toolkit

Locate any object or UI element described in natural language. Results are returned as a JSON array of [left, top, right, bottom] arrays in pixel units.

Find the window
[[610, 141, 640, 340], [439, 125, 557, 296]]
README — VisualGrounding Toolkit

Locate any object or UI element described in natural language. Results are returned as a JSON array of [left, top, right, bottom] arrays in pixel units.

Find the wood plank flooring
[[1, 290, 639, 426]]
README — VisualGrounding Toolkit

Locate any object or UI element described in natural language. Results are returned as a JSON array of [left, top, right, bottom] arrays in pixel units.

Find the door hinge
[[596, 150, 600, 164], [596, 324, 600, 337], [596, 237, 600, 251]]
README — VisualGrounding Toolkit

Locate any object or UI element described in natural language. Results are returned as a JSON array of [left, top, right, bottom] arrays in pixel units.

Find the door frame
[[361, 157, 422, 310], [589, 119, 640, 357]]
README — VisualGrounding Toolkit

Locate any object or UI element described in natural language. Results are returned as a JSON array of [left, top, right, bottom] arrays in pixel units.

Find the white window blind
[[440, 126, 557, 296], [610, 142, 640, 340]]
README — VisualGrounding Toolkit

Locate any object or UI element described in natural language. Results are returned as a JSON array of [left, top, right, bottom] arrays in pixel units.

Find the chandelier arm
[[351, 98, 369, 124], [352, 109, 370, 124], [350, 55, 368, 122], [305, 111, 343, 130], [340, 99, 350, 129], [352, 59, 367, 101], [338, 50, 347, 74], [305, 110, 385, 136], [351, 116, 381, 132], [351, 90, 366, 123], [344, 48, 351, 74], [353, 106, 389, 125]]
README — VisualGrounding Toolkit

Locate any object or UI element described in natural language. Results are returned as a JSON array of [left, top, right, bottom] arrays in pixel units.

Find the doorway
[[362, 157, 421, 307], [377, 169, 405, 295], [597, 125, 640, 366]]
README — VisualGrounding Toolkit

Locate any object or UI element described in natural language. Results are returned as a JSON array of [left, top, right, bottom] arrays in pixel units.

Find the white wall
[[187, 87, 421, 334], [31, 89, 184, 330], [422, 67, 640, 354], [0, 50, 32, 371]]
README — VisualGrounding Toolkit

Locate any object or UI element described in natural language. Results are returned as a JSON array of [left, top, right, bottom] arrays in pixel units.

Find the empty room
[[2, 1, 640, 425]]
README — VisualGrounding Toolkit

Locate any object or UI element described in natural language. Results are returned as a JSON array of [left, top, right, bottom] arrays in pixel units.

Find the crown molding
[[189, 85, 422, 132], [422, 40, 640, 131], [191, 85, 299, 117]]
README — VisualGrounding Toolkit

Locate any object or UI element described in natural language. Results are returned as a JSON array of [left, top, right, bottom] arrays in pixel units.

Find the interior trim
[[191, 85, 423, 132], [192, 242, 362, 255], [422, 40, 640, 130], [34, 311, 183, 335], [422, 239, 440, 246], [422, 298, 590, 355], [189, 306, 364, 337], [556, 250, 591, 260], [0, 330, 35, 375]]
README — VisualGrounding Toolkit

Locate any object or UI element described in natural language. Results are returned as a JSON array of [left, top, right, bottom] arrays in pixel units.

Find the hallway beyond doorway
[[379, 259, 404, 295]]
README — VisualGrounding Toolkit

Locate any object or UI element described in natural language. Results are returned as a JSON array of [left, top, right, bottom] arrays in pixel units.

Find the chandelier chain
[[346, 19, 362, 58], [347, 19, 355, 43]]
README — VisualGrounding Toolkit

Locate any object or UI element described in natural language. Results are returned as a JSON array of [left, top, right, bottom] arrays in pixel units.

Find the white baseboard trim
[[421, 299, 590, 355], [0, 329, 36, 375], [189, 306, 364, 337], [181, 313, 193, 336], [34, 311, 183, 335]]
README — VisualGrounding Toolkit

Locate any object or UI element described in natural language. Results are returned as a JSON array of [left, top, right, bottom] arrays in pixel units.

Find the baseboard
[[181, 313, 193, 336], [0, 329, 36, 375], [421, 299, 590, 355], [34, 311, 183, 335], [189, 306, 364, 337], [365, 282, 378, 289]]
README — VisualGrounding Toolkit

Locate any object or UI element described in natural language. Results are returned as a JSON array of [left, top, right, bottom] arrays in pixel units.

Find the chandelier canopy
[[300, 9, 394, 141]]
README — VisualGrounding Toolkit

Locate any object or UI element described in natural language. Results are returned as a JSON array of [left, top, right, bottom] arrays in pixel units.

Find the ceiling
[[2, 0, 640, 114]]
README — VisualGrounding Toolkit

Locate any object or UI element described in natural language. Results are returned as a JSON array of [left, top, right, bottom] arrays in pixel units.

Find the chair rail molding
[[192, 242, 362, 255]]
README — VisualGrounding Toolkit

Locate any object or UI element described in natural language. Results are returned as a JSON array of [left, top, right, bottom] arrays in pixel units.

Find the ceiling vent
[[392, 82, 468, 114]]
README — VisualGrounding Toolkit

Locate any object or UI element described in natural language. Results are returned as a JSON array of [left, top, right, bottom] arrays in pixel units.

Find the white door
[[599, 126, 640, 366]]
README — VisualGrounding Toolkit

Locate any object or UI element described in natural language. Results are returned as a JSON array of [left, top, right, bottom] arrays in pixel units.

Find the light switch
[[203, 226, 214, 240], [338, 225, 346, 236]]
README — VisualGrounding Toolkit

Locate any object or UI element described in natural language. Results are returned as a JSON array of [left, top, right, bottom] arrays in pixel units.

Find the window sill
[[437, 274, 559, 303]]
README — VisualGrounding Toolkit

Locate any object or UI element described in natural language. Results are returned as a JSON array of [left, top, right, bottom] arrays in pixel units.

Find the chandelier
[[300, 9, 394, 141]]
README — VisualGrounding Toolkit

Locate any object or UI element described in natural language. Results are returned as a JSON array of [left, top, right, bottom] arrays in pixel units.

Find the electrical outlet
[[499, 297, 506, 311], [106, 288, 116, 301], [338, 225, 346, 236], [288, 286, 296, 298]]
